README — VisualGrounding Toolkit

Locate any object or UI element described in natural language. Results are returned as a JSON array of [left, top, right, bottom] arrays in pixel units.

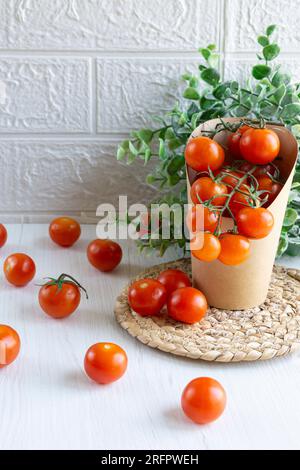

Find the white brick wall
[[0, 0, 298, 221]]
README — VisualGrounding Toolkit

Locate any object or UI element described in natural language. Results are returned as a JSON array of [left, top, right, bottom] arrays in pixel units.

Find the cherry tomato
[[186, 205, 219, 233], [157, 269, 191, 297], [191, 232, 221, 262], [239, 162, 279, 179], [227, 125, 250, 159], [128, 278, 167, 317], [257, 176, 283, 205], [215, 169, 244, 192], [229, 184, 254, 217], [236, 207, 274, 239], [39, 274, 87, 319], [49, 217, 81, 247], [181, 377, 226, 424], [167, 287, 207, 324], [218, 234, 250, 266], [84, 342, 127, 384], [240, 128, 280, 165], [4, 253, 36, 287], [191, 177, 228, 207], [0, 325, 20, 368], [87, 239, 122, 272], [0, 224, 7, 248], [185, 136, 225, 172]]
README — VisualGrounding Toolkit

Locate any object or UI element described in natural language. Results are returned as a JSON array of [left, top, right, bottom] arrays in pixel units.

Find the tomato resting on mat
[[128, 278, 167, 316], [0, 224, 7, 248], [182, 377, 226, 424], [157, 269, 191, 297], [167, 287, 207, 324], [0, 325, 21, 368], [84, 342, 128, 384]]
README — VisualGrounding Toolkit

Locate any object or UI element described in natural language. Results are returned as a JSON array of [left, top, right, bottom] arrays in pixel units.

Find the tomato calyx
[[39, 273, 88, 299]]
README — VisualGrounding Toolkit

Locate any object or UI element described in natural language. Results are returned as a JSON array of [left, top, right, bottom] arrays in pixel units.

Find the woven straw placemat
[[114, 259, 300, 362]]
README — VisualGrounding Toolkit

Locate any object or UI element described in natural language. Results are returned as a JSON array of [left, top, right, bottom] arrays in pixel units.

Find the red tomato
[[227, 125, 250, 159], [84, 342, 127, 384], [157, 269, 191, 297], [240, 128, 280, 164], [0, 324, 20, 368], [186, 205, 219, 233], [239, 162, 279, 179], [236, 207, 274, 239], [191, 232, 221, 262], [0, 224, 7, 248], [185, 136, 225, 172], [49, 217, 81, 247], [215, 169, 244, 192], [191, 177, 228, 207], [87, 239, 122, 272], [257, 176, 283, 205], [218, 234, 250, 266], [128, 278, 167, 317], [167, 287, 207, 324], [4, 253, 36, 287], [229, 184, 254, 217], [38, 274, 87, 319], [181, 377, 226, 424]]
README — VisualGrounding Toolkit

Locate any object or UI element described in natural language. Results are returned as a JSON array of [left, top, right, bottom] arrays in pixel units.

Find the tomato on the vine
[[227, 125, 250, 159], [186, 205, 219, 233], [191, 177, 228, 207], [87, 239, 122, 272], [185, 136, 225, 172], [4, 253, 36, 287], [0, 325, 20, 368], [0, 224, 7, 248], [236, 207, 274, 239], [191, 233, 221, 262], [218, 233, 250, 265], [157, 269, 191, 297], [128, 278, 167, 316], [257, 176, 283, 205], [240, 128, 280, 164], [38, 274, 88, 319], [167, 287, 207, 324], [181, 377, 226, 425], [84, 342, 127, 384], [239, 162, 279, 179], [228, 184, 254, 217], [49, 217, 81, 247], [215, 169, 244, 192]]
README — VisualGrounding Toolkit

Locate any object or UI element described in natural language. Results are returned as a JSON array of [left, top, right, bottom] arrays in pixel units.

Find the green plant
[[117, 25, 300, 257]]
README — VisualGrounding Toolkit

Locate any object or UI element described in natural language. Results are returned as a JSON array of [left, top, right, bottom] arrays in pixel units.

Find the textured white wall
[[0, 0, 298, 221]]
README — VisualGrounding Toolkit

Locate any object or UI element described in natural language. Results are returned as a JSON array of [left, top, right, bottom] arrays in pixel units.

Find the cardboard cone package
[[187, 117, 298, 310]]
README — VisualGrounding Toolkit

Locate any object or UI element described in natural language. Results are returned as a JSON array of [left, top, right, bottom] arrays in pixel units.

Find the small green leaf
[[272, 70, 291, 87], [200, 48, 211, 60], [272, 83, 286, 104], [189, 76, 199, 88], [129, 141, 139, 156], [258, 35, 269, 47], [117, 145, 126, 161], [283, 208, 298, 227], [207, 44, 216, 51], [183, 87, 200, 100], [263, 44, 280, 61], [167, 174, 181, 186], [277, 234, 288, 257], [158, 139, 167, 160], [252, 64, 271, 80], [166, 155, 185, 175], [200, 68, 220, 86], [266, 24, 276, 36], [280, 103, 300, 119], [286, 238, 300, 256], [137, 129, 153, 144]]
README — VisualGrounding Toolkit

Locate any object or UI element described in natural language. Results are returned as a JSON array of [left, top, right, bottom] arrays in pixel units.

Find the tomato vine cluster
[[185, 120, 283, 265]]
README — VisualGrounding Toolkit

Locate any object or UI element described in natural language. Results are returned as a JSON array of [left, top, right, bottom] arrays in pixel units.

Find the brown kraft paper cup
[[187, 117, 298, 310]]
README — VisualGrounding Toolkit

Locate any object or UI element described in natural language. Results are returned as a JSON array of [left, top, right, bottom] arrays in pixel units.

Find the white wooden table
[[0, 223, 299, 450]]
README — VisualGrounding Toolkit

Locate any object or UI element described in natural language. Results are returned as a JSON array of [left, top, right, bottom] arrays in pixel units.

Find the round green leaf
[[263, 44, 280, 61], [258, 35, 269, 47], [183, 87, 200, 100], [283, 208, 298, 227], [252, 65, 271, 80], [266, 24, 276, 36], [200, 68, 220, 86], [281, 103, 300, 119]]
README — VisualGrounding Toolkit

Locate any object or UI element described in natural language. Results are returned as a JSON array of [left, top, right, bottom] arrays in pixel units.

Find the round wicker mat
[[114, 259, 300, 362]]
